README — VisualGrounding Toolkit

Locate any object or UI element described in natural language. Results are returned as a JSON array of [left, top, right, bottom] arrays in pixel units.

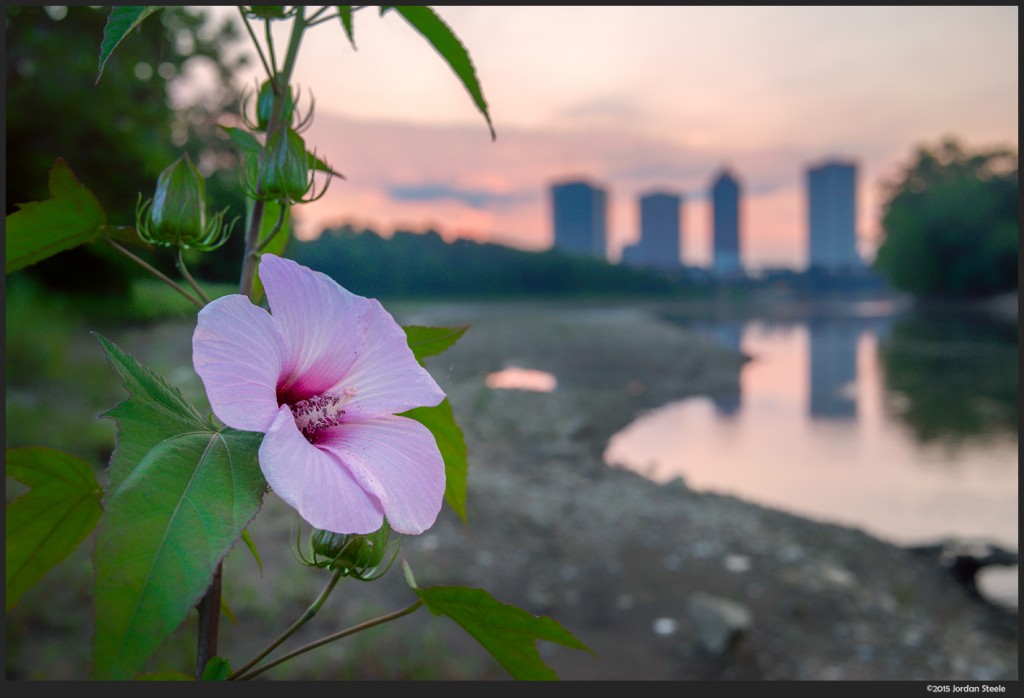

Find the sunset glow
[[204, 5, 1018, 270]]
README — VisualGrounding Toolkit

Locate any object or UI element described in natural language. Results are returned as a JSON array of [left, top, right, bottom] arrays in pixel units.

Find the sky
[[195, 6, 1018, 270]]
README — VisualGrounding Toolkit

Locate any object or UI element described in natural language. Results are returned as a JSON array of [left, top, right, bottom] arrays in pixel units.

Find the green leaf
[[91, 335, 266, 680], [5, 447, 104, 612], [240, 529, 263, 574], [412, 584, 595, 680], [308, 150, 346, 180], [201, 657, 231, 681], [218, 124, 262, 155], [382, 6, 495, 140], [5, 158, 108, 275], [97, 6, 163, 83], [403, 399, 468, 524], [404, 324, 469, 364], [338, 6, 356, 49]]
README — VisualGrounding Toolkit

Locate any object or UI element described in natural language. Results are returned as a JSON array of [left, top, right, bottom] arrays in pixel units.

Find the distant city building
[[550, 179, 608, 259], [620, 190, 683, 270], [806, 159, 862, 271], [711, 168, 742, 276]]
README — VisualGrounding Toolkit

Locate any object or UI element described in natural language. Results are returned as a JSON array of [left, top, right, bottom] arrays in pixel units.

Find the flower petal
[[260, 406, 385, 534], [193, 294, 286, 432], [317, 416, 445, 535], [336, 298, 446, 420], [259, 254, 370, 401]]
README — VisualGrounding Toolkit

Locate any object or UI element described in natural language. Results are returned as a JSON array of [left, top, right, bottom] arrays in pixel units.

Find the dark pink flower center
[[289, 387, 357, 439]]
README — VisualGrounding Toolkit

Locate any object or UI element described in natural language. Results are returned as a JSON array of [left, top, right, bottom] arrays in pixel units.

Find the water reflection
[[485, 366, 557, 392], [879, 311, 1018, 446], [605, 308, 1018, 605], [808, 319, 859, 419]]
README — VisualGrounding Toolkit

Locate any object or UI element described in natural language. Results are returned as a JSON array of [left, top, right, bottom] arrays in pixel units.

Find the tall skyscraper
[[550, 179, 607, 259], [620, 190, 682, 270], [806, 160, 861, 271], [711, 169, 741, 276]]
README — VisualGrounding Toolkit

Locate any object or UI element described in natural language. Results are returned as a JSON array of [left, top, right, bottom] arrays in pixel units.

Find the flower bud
[[245, 127, 330, 205], [136, 154, 234, 250], [308, 522, 396, 579], [256, 76, 296, 132]]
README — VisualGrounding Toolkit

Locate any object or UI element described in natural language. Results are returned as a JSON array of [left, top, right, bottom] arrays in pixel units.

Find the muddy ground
[[5, 299, 1018, 681]]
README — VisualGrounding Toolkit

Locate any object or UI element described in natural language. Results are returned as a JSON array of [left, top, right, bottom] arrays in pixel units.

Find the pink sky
[[199, 6, 1019, 270]]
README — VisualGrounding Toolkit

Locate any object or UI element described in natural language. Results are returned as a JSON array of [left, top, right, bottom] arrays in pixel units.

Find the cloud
[[387, 183, 530, 209]]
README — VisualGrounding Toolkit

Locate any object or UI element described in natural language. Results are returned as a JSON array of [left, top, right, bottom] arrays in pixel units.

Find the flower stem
[[194, 563, 223, 679], [254, 204, 288, 254], [237, 8, 308, 300], [228, 567, 346, 680], [105, 236, 204, 310], [176, 248, 212, 305], [238, 8, 274, 81], [232, 599, 426, 681]]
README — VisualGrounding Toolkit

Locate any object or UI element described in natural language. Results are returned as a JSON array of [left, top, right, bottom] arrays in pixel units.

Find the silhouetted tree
[[5, 5, 249, 290], [873, 137, 1018, 299]]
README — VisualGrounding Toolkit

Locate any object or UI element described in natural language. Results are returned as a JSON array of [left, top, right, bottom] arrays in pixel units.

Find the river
[[604, 301, 1018, 608]]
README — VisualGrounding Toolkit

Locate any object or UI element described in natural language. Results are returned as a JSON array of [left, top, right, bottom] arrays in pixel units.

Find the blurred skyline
[[198, 6, 1018, 270]]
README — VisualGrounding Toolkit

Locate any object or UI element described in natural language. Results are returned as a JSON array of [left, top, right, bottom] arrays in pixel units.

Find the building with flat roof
[[550, 179, 608, 259], [711, 169, 742, 276], [620, 190, 682, 270], [806, 160, 861, 271]]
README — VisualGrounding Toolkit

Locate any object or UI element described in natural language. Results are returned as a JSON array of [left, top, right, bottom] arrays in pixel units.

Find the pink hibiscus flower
[[192, 253, 446, 535]]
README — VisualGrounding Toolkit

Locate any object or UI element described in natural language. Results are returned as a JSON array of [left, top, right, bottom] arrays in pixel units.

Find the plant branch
[[176, 248, 212, 305], [232, 599, 426, 681], [228, 567, 346, 680], [195, 563, 223, 679], [238, 8, 274, 80], [105, 236, 204, 310], [254, 204, 288, 254]]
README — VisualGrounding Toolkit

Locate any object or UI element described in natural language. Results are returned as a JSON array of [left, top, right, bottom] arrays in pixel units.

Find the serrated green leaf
[[414, 585, 594, 680], [338, 6, 356, 49], [403, 324, 469, 364], [402, 399, 468, 523], [5, 159, 109, 275], [5, 447, 104, 612], [382, 6, 495, 140], [91, 335, 266, 680], [97, 6, 163, 83]]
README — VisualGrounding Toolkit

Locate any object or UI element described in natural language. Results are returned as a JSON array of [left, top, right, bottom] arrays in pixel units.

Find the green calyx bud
[[135, 154, 234, 250], [256, 76, 296, 132], [307, 522, 397, 580], [245, 127, 331, 205]]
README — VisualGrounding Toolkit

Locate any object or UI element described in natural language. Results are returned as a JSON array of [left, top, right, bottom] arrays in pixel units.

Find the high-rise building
[[711, 169, 741, 276], [806, 160, 861, 271], [550, 179, 607, 259], [620, 190, 682, 270]]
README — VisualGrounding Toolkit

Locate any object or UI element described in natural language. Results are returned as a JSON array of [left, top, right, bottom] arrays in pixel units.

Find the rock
[[688, 591, 754, 655]]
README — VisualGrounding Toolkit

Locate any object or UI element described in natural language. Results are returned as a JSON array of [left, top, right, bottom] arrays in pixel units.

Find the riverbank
[[5, 299, 1017, 680]]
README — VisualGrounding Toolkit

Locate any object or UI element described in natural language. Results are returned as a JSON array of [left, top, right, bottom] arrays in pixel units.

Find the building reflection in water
[[807, 319, 860, 420], [710, 321, 743, 416]]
